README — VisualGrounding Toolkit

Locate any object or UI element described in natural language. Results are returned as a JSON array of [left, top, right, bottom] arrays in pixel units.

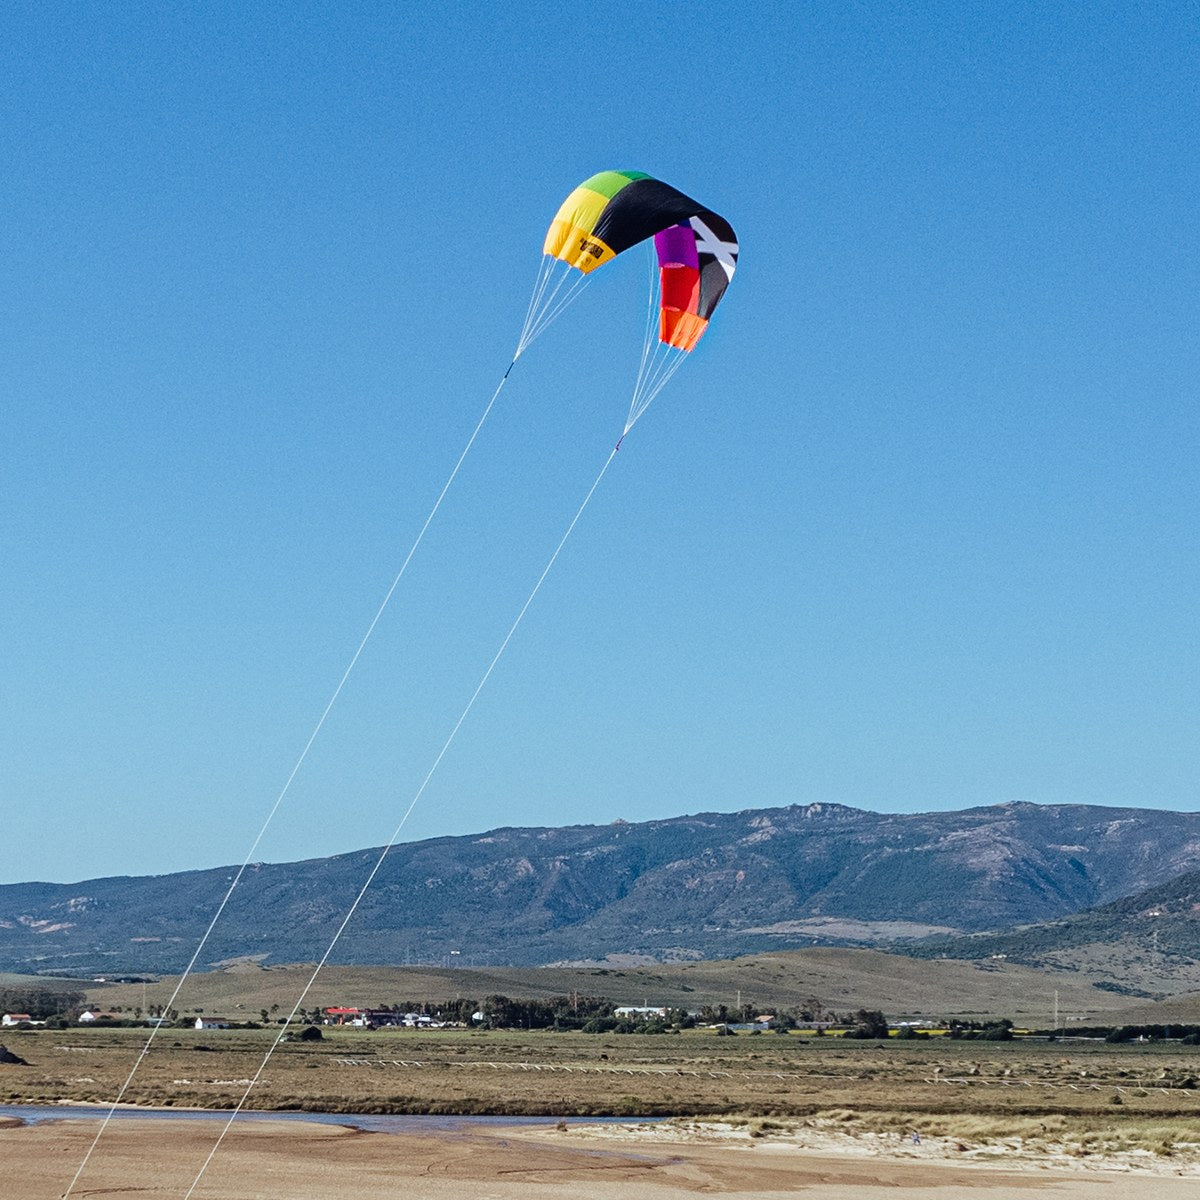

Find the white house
[[194, 1016, 231, 1030], [2, 1013, 33, 1027]]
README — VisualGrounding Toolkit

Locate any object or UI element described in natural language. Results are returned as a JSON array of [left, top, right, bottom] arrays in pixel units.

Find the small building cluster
[[321, 1007, 442, 1028]]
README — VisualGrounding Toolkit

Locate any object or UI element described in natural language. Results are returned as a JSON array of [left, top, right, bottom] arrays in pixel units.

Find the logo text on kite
[[578, 237, 605, 259]]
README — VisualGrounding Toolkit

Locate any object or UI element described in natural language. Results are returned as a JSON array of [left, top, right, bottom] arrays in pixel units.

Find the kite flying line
[[58, 267, 583, 1200], [177, 435, 626, 1200]]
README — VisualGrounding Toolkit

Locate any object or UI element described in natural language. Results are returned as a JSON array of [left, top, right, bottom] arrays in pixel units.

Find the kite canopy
[[543, 170, 738, 351]]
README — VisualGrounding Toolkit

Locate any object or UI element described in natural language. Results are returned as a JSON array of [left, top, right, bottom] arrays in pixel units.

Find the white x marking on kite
[[690, 216, 738, 279]]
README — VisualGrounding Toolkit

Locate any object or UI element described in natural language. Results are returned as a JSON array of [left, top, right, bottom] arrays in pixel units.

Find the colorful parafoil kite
[[543, 170, 739, 352]]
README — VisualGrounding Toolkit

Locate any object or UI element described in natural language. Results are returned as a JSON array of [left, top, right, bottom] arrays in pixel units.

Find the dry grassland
[[85, 948, 1158, 1024], [4, 1026, 1200, 1128]]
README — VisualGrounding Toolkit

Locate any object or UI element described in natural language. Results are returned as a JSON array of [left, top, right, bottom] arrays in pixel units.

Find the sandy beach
[[4, 1114, 1200, 1200]]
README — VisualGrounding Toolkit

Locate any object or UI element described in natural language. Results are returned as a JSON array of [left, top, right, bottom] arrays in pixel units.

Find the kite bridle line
[[623, 240, 691, 432], [517, 255, 593, 356], [629, 340, 689, 431], [528, 245, 691, 432], [59, 252, 594, 1200]]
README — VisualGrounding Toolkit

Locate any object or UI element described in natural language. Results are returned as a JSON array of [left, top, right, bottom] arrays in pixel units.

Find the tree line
[[0, 985, 87, 1021]]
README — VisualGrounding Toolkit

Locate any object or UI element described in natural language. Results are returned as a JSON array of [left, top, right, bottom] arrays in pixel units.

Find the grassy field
[[3, 1024, 1200, 1120], [75, 948, 1185, 1026]]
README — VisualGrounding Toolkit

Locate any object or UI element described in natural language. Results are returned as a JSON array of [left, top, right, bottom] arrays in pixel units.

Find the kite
[[543, 169, 739, 351], [519, 169, 739, 432]]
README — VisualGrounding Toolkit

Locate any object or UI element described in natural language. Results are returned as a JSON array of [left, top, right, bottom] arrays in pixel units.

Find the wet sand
[[3, 1115, 1199, 1199]]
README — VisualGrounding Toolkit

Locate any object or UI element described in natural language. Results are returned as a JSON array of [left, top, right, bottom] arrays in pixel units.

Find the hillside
[[910, 868, 1200, 995], [2, 800, 1199, 974], [84, 948, 1146, 1025]]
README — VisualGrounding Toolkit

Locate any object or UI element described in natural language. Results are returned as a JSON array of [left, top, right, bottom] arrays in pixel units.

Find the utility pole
[[1053, 990, 1059, 1032]]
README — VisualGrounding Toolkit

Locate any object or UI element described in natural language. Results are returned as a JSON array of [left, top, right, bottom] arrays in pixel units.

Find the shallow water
[[0, 1104, 654, 1133]]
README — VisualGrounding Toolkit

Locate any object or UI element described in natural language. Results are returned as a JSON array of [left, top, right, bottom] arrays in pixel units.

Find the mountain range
[[3, 800, 1200, 975]]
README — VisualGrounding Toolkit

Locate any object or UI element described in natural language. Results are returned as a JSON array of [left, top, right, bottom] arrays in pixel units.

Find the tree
[[847, 1009, 889, 1039]]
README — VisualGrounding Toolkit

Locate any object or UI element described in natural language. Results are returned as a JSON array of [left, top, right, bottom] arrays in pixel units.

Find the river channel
[[0, 1104, 652, 1133]]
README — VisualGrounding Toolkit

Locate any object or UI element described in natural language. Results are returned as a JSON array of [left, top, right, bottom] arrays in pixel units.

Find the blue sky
[[3, 2, 1197, 883]]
